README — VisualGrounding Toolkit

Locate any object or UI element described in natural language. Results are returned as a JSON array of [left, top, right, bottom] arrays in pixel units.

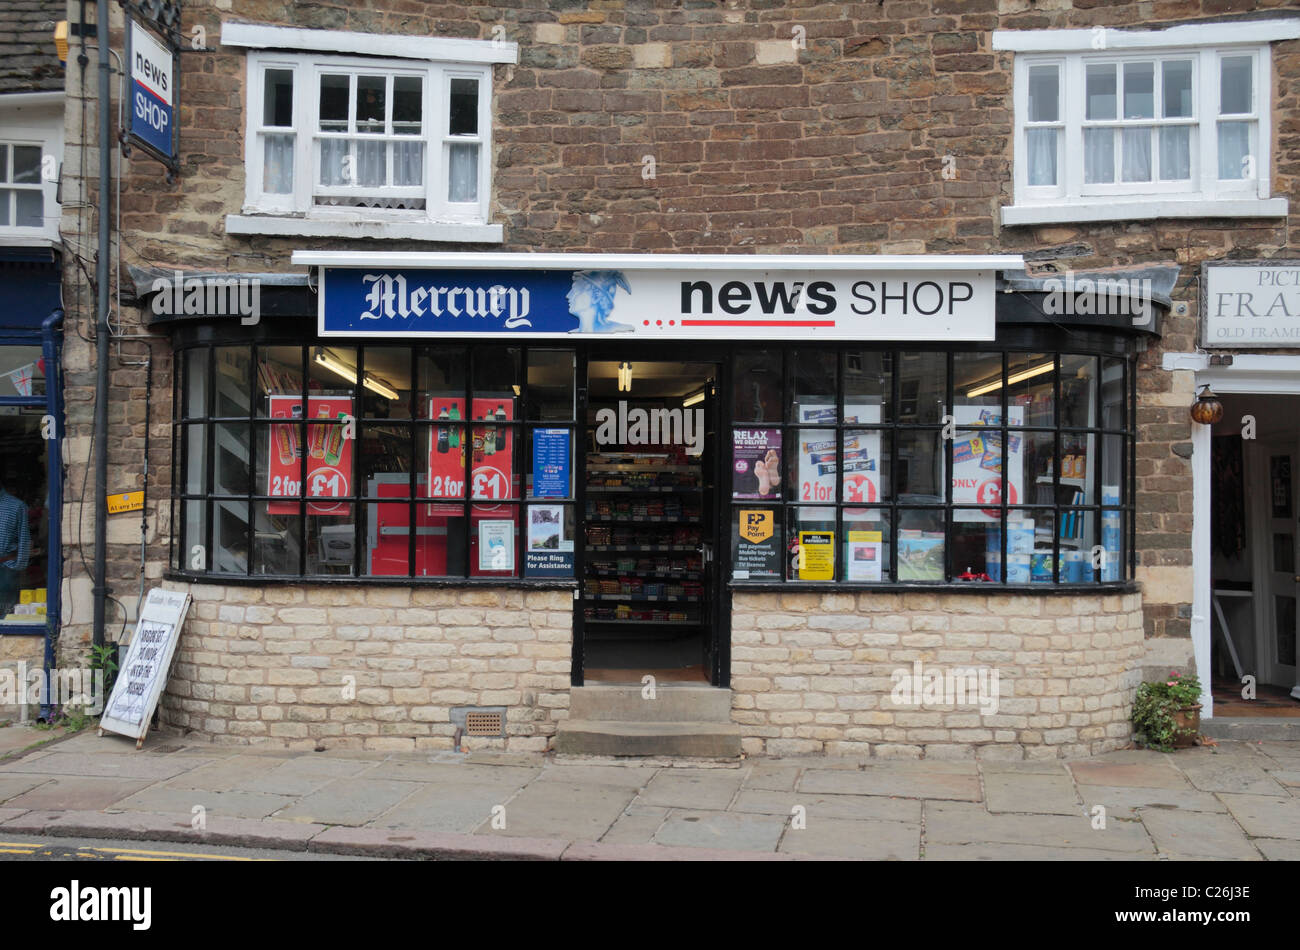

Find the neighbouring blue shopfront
[[0, 247, 63, 698]]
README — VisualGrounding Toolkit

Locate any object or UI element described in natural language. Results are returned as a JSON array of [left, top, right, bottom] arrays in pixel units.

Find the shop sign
[[1203, 261, 1300, 347], [126, 19, 177, 164], [734, 509, 779, 580], [313, 260, 1000, 341], [100, 587, 191, 742], [526, 503, 573, 576], [951, 406, 1025, 522]]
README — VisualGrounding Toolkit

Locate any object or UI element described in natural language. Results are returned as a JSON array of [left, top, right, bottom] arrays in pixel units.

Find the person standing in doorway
[[0, 478, 31, 616]]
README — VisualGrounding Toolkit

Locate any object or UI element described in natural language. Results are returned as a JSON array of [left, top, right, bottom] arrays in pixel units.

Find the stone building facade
[[43, 0, 1300, 755]]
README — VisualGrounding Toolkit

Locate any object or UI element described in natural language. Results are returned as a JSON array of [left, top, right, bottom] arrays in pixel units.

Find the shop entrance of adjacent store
[[1208, 394, 1300, 714], [574, 357, 725, 686]]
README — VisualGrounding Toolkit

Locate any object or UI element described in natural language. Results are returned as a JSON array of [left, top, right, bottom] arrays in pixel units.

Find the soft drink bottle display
[[437, 407, 449, 454], [308, 405, 330, 459], [495, 406, 506, 451], [274, 409, 295, 465], [484, 412, 496, 456], [448, 405, 460, 448]]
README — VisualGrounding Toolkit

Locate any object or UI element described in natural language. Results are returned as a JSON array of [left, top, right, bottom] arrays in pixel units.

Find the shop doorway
[[1209, 394, 1300, 714], [575, 358, 724, 686]]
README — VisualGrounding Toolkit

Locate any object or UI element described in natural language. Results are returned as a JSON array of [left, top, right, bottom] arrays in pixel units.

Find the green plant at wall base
[[89, 643, 119, 698], [1132, 670, 1203, 752]]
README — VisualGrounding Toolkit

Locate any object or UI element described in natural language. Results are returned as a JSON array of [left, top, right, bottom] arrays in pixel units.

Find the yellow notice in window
[[797, 531, 834, 581], [107, 491, 144, 514]]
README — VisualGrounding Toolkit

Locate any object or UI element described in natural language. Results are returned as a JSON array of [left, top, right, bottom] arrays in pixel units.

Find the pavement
[[0, 726, 1298, 860]]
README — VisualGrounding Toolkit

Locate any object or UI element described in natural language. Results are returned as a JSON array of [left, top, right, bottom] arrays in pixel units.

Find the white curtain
[[1084, 128, 1114, 184], [262, 133, 294, 194], [1218, 122, 1251, 180], [394, 140, 424, 187], [448, 143, 478, 202], [1121, 128, 1151, 182], [319, 139, 347, 186], [1158, 127, 1191, 180], [1026, 129, 1057, 186], [356, 138, 386, 188]]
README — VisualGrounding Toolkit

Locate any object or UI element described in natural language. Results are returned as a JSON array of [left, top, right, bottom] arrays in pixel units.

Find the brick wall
[[732, 591, 1146, 759], [156, 583, 572, 751]]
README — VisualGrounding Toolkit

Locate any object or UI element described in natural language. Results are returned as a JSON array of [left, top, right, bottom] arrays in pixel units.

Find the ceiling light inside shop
[[682, 390, 706, 407], [617, 362, 632, 392], [315, 349, 399, 400], [965, 360, 1055, 399]]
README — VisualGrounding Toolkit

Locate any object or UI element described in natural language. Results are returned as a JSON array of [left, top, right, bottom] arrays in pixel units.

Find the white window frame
[[240, 52, 491, 225], [222, 24, 516, 242], [0, 96, 64, 247], [997, 21, 1299, 225]]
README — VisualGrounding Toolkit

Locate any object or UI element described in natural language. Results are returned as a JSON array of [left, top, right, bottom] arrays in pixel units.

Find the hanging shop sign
[[1202, 261, 1300, 347], [267, 395, 355, 515], [126, 18, 178, 168], [297, 253, 1018, 342]]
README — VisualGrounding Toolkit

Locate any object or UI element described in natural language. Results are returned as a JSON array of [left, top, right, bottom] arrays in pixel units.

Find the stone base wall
[[730, 591, 1146, 760], [157, 583, 573, 752], [0, 634, 45, 722]]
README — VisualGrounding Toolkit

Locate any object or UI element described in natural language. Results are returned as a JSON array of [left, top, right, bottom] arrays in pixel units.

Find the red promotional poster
[[267, 394, 355, 515], [426, 396, 516, 513]]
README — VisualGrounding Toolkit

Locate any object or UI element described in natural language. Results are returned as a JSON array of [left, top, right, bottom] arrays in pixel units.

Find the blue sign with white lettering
[[532, 429, 571, 499], [128, 21, 175, 160]]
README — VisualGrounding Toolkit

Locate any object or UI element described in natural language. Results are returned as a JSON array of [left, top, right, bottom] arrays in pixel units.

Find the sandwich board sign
[[99, 587, 191, 748]]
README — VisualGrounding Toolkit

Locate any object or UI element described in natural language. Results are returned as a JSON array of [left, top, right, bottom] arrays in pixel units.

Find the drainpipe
[[92, 0, 111, 650], [40, 310, 64, 722]]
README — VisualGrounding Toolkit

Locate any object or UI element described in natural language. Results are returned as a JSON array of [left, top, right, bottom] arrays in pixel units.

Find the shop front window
[[175, 342, 575, 581], [0, 410, 49, 624], [730, 345, 1134, 586]]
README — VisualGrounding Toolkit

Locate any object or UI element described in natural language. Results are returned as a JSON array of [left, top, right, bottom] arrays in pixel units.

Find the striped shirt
[[0, 489, 30, 571]]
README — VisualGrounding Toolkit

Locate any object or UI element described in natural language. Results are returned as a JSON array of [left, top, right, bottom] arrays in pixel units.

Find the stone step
[[554, 720, 743, 758], [1200, 717, 1300, 741], [569, 684, 732, 723]]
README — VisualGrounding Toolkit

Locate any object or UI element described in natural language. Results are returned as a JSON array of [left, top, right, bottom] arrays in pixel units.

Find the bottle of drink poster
[[437, 407, 449, 454], [448, 405, 460, 448], [324, 411, 347, 465], [308, 404, 329, 459], [484, 412, 496, 457], [274, 407, 295, 465], [495, 406, 506, 451]]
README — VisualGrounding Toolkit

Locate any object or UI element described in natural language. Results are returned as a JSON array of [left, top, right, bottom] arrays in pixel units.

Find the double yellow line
[[0, 841, 268, 861]]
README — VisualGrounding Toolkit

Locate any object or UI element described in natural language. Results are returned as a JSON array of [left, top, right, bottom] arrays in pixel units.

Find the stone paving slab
[[0, 751, 216, 780], [363, 759, 540, 786], [535, 763, 654, 789], [925, 802, 1153, 853], [978, 760, 1069, 775], [983, 772, 1081, 815], [638, 768, 744, 810], [1255, 838, 1300, 860], [741, 761, 802, 791], [653, 809, 786, 852], [271, 778, 422, 826], [0, 725, 65, 757], [1077, 785, 1228, 821], [1139, 809, 1262, 860], [369, 783, 514, 834], [600, 804, 669, 844], [778, 816, 920, 860], [926, 842, 1155, 861], [238, 756, 380, 796], [0, 774, 51, 804], [1067, 759, 1190, 789], [799, 766, 981, 801], [731, 788, 921, 823], [563, 841, 796, 861], [4, 776, 150, 812], [163, 754, 297, 793], [112, 784, 297, 820], [478, 780, 635, 840], [1178, 761, 1287, 796], [1216, 793, 1300, 840]]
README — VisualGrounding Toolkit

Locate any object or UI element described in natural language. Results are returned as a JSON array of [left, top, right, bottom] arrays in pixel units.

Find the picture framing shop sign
[[127, 18, 177, 164], [1202, 261, 1300, 347], [297, 253, 1021, 342]]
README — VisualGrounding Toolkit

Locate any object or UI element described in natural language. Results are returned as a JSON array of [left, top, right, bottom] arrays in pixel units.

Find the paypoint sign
[[128, 20, 175, 160]]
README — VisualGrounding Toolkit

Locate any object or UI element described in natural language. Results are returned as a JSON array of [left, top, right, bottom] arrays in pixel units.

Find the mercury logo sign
[[595, 400, 703, 456], [360, 274, 532, 328], [50, 881, 152, 930]]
